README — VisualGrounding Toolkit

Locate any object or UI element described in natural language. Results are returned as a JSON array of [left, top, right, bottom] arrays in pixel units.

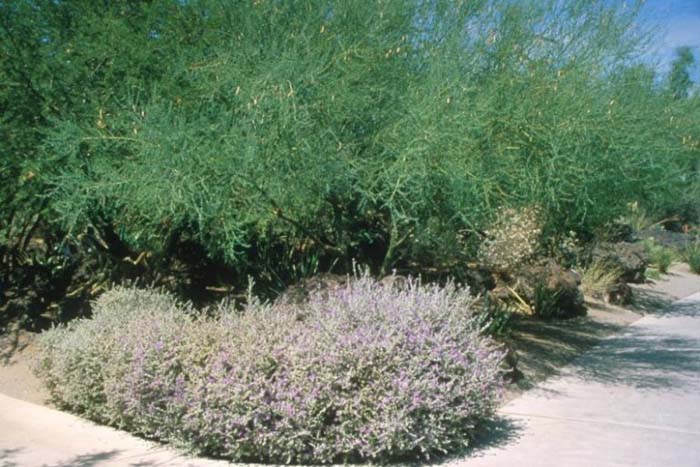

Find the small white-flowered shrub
[[478, 206, 542, 271], [36, 275, 505, 464]]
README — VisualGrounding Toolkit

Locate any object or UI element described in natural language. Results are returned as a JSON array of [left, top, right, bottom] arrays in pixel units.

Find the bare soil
[[2, 262, 699, 409], [0, 325, 49, 405]]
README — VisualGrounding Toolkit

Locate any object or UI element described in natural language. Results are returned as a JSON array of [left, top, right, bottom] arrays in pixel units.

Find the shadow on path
[[41, 450, 122, 467], [508, 316, 626, 391], [415, 417, 525, 466], [628, 287, 700, 317], [0, 447, 23, 467], [568, 296, 700, 391], [629, 288, 674, 314], [571, 327, 700, 391], [651, 299, 700, 317]]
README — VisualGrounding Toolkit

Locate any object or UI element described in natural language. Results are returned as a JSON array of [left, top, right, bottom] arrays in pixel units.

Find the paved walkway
[[0, 393, 230, 467], [1, 293, 699, 466], [454, 291, 700, 466]]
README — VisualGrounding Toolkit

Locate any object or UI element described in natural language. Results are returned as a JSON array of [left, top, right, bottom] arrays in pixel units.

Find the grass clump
[[643, 239, 675, 274], [581, 261, 623, 300], [36, 275, 505, 464], [644, 267, 662, 280], [681, 237, 700, 274], [477, 295, 514, 338], [531, 282, 564, 319]]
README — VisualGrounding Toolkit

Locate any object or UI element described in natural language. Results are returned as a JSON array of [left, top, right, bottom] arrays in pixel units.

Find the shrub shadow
[[507, 315, 626, 391], [460, 416, 525, 459], [652, 298, 700, 318], [41, 450, 121, 467], [393, 416, 524, 467], [0, 447, 23, 467], [571, 326, 700, 391], [628, 288, 675, 314], [0, 328, 32, 365]]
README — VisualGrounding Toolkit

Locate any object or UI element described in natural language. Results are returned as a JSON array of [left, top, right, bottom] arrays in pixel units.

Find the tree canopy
[[669, 46, 696, 99], [1, 0, 699, 299]]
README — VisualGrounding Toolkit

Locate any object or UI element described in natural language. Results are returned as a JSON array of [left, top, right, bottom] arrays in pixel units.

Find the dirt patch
[[0, 327, 50, 406]]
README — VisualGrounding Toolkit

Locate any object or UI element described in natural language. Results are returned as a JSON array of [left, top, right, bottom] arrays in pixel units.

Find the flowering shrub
[[36, 276, 505, 463], [35, 288, 186, 424], [478, 206, 542, 271]]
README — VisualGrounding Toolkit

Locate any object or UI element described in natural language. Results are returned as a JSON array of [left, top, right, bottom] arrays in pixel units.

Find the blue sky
[[641, 0, 700, 80]]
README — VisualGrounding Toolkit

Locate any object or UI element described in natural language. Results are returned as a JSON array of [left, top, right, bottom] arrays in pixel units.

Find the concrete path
[[454, 291, 700, 467], [0, 392, 231, 467], [1, 293, 699, 466]]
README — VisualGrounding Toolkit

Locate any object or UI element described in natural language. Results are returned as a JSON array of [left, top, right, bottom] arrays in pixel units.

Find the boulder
[[601, 221, 636, 243], [501, 342, 523, 383], [638, 227, 692, 251], [379, 274, 410, 291], [591, 242, 648, 284], [604, 280, 633, 305], [463, 266, 496, 296], [514, 259, 586, 318]]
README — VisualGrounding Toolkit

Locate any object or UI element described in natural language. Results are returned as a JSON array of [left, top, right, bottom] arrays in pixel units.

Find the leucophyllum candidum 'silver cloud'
[[36, 274, 506, 464]]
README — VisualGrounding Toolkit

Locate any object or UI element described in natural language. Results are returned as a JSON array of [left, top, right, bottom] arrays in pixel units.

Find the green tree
[[669, 46, 696, 99], [2, 0, 700, 309]]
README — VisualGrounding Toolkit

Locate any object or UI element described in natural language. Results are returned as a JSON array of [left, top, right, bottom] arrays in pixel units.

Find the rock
[[463, 266, 496, 296], [602, 221, 636, 243], [489, 286, 512, 302], [501, 342, 523, 383], [514, 259, 586, 319], [591, 242, 648, 284], [604, 280, 633, 305], [638, 227, 692, 251]]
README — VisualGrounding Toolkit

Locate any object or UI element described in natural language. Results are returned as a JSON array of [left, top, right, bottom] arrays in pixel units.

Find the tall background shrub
[[2, 0, 699, 316]]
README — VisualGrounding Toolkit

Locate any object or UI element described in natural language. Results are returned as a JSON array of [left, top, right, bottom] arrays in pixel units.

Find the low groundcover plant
[[35, 274, 506, 464]]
